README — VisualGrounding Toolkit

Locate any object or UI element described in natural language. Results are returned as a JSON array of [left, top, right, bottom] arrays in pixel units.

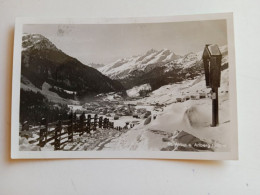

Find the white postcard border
[[11, 13, 238, 160]]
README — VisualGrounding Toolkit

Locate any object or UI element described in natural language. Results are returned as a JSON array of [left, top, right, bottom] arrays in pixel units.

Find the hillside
[[21, 34, 125, 100]]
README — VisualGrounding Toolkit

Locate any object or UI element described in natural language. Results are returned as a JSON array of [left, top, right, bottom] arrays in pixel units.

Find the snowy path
[[60, 129, 125, 151]]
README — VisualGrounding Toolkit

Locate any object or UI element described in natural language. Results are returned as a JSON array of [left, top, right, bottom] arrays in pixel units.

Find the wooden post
[[99, 116, 103, 128], [107, 118, 110, 129], [211, 87, 219, 127], [73, 112, 77, 132], [79, 112, 86, 134], [39, 128, 44, 147], [39, 118, 47, 147], [54, 120, 62, 150], [93, 114, 98, 130], [42, 118, 48, 143], [210, 55, 221, 127], [202, 44, 222, 127], [203, 58, 210, 87], [103, 118, 107, 129], [87, 114, 91, 133], [68, 112, 73, 142]]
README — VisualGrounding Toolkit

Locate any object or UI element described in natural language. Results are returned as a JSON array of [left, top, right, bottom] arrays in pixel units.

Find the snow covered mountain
[[99, 46, 228, 90], [21, 34, 124, 98], [98, 49, 180, 79], [22, 33, 59, 51]]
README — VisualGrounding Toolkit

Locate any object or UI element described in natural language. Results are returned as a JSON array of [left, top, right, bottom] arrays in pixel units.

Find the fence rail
[[21, 113, 123, 150]]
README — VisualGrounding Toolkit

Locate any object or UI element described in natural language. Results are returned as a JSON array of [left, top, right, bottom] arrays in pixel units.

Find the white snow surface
[[102, 68, 230, 151], [126, 83, 151, 97]]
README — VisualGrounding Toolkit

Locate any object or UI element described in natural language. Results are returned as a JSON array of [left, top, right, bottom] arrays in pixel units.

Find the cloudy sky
[[23, 19, 227, 65]]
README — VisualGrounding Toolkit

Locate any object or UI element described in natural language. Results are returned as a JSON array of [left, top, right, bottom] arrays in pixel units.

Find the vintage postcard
[[11, 13, 238, 159]]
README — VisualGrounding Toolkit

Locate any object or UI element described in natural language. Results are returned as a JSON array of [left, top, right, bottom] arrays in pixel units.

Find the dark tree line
[[20, 89, 70, 125]]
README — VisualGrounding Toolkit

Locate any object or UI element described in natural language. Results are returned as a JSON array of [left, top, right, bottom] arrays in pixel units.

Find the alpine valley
[[19, 33, 231, 153]]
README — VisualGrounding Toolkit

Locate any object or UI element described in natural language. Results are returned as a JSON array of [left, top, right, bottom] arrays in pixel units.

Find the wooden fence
[[21, 113, 123, 150]]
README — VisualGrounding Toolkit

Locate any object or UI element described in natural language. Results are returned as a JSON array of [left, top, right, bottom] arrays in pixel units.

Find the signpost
[[202, 44, 222, 127]]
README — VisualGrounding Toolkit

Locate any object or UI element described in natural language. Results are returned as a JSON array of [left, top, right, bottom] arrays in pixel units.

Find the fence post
[[86, 114, 90, 133], [99, 116, 103, 128], [54, 120, 62, 150], [39, 126, 44, 147], [72, 112, 77, 132], [39, 118, 47, 147], [107, 118, 110, 129], [79, 112, 86, 135], [104, 118, 108, 129], [103, 118, 106, 129], [68, 111, 74, 142], [43, 118, 48, 143], [93, 114, 98, 130]]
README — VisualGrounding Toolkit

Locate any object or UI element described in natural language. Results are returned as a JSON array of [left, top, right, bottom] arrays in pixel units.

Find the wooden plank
[[45, 131, 67, 144]]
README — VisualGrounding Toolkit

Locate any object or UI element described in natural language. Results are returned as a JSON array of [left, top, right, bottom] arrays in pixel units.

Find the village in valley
[[68, 85, 213, 131]]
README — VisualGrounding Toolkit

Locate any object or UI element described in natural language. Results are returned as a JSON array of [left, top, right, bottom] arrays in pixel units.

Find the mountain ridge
[[98, 45, 228, 90], [21, 33, 125, 100], [98, 48, 181, 80]]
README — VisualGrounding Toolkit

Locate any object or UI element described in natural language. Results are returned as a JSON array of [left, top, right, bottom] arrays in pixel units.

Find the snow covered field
[[101, 69, 230, 152]]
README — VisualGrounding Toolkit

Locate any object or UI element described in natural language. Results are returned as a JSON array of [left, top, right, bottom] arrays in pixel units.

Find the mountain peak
[[22, 33, 58, 51], [145, 48, 157, 55], [21, 33, 125, 97]]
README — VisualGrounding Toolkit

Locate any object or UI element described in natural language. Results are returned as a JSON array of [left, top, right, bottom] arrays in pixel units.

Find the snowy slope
[[21, 76, 78, 105], [126, 83, 151, 97], [102, 98, 230, 152], [102, 67, 230, 151]]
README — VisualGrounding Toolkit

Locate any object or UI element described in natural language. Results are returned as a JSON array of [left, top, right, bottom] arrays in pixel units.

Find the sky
[[23, 20, 227, 65]]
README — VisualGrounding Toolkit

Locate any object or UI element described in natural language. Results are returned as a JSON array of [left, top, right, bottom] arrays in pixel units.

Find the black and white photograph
[[11, 14, 238, 159]]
